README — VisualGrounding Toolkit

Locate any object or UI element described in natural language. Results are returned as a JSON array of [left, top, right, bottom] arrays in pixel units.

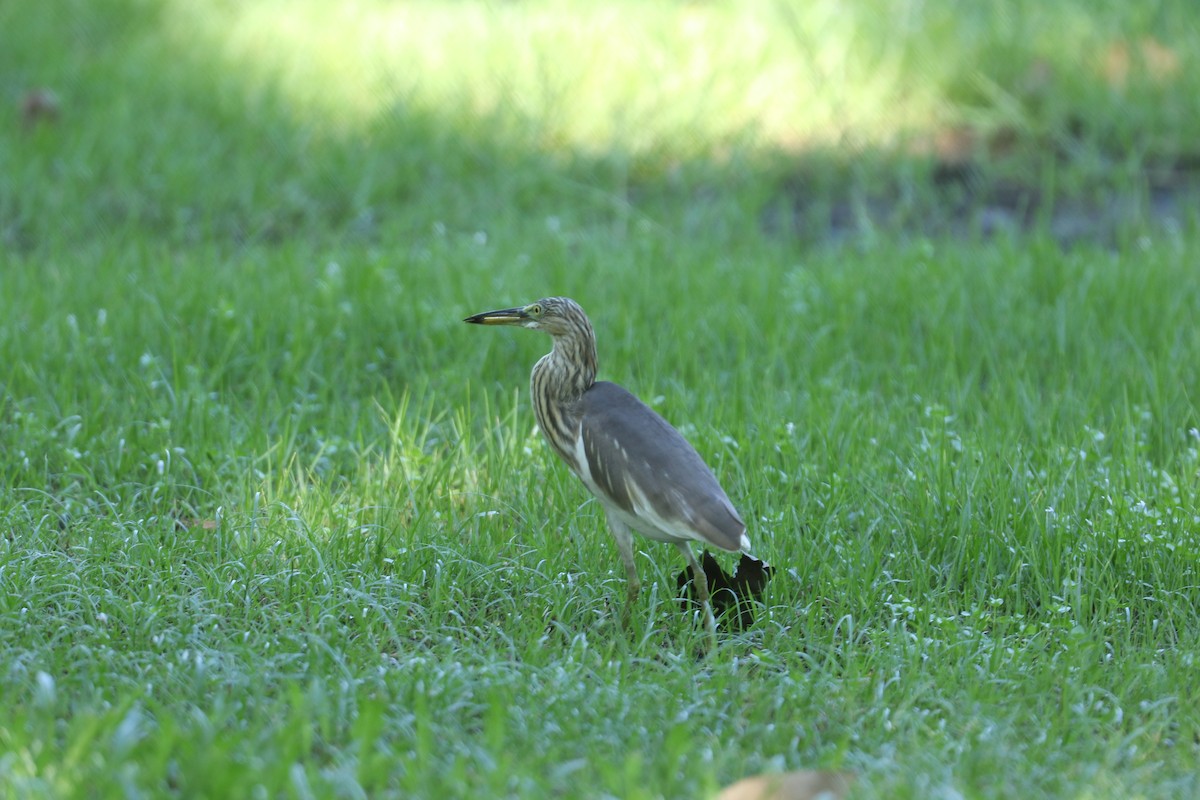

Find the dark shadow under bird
[[677, 551, 774, 632]]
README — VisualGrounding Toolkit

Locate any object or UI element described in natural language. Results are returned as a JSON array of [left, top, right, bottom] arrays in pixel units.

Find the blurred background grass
[[4, 0, 1198, 252]]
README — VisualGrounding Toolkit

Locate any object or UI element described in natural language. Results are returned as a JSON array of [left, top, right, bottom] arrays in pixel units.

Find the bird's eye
[[528, 303, 543, 317]]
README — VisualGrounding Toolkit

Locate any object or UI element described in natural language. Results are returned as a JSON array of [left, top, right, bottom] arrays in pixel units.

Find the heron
[[465, 296, 756, 631]]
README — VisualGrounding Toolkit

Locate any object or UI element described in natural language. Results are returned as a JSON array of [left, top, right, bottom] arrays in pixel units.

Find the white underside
[[569, 427, 751, 550]]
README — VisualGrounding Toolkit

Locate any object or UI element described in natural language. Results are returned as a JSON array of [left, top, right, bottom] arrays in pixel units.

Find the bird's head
[[464, 296, 588, 338]]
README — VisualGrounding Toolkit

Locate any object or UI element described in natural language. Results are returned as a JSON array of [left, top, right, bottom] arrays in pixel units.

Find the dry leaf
[[717, 770, 855, 800], [176, 517, 219, 531], [20, 88, 60, 128], [1100, 37, 1181, 87]]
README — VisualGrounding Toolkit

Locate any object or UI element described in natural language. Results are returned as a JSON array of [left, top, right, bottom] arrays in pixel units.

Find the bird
[[465, 296, 757, 631]]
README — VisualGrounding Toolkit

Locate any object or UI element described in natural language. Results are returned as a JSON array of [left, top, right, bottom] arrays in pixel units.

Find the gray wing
[[576, 381, 747, 551]]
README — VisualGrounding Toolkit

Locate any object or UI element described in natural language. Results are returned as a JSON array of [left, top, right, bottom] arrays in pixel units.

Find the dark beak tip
[[464, 308, 526, 325]]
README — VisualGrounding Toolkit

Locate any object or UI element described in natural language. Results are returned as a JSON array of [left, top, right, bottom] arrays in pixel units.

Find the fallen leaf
[[1100, 37, 1181, 87], [20, 88, 60, 128], [176, 517, 219, 531], [717, 770, 855, 800]]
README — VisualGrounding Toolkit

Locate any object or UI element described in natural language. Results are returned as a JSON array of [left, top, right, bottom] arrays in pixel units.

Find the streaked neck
[[543, 329, 596, 402]]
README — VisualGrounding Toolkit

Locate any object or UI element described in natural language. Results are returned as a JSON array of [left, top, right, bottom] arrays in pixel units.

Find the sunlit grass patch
[[158, 0, 1199, 159]]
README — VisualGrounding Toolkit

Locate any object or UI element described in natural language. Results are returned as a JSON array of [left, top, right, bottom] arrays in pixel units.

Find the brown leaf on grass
[[717, 770, 855, 800], [1140, 37, 1182, 79], [20, 88, 60, 128], [176, 517, 219, 531], [1101, 37, 1181, 87]]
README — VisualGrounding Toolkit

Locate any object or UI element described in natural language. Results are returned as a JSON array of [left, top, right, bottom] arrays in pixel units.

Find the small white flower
[[35, 672, 56, 705]]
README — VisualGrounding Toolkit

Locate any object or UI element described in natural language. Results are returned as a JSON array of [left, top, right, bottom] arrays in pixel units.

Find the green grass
[[3, 1, 1200, 797]]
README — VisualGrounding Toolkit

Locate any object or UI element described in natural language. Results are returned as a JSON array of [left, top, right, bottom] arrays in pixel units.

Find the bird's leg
[[677, 543, 718, 639], [606, 516, 641, 625]]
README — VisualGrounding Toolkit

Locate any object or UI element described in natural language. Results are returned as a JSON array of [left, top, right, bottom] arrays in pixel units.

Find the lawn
[[2, 1, 1199, 798]]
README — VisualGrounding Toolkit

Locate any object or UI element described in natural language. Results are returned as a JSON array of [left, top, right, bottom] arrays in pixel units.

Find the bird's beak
[[464, 307, 528, 325]]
